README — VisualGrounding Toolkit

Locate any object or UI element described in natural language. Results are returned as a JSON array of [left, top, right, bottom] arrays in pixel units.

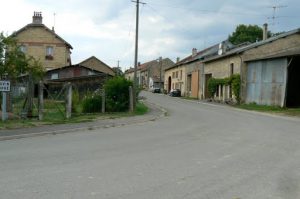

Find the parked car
[[169, 89, 181, 97], [151, 88, 161, 93]]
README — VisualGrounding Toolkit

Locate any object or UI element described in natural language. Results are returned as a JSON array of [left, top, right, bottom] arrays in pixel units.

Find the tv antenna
[[268, 5, 287, 25], [52, 12, 56, 31]]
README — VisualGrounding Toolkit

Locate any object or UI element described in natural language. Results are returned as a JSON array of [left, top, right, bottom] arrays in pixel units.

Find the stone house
[[124, 68, 135, 81], [202, 26, 300, 107], [164, 45, 220, 98], [125, 58, 174, 90], [45, 56, 115, 95], [12, 12, 72, 70], [78, 56, 115, 77]]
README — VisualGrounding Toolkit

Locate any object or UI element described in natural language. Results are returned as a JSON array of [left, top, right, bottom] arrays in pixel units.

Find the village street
[[1, 92, 300, 199]]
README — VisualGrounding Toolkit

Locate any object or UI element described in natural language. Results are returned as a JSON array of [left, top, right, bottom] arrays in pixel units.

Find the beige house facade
[[13, 12, 72, 70], [125, 58, 174, 90], [202, 27, 300, 107]]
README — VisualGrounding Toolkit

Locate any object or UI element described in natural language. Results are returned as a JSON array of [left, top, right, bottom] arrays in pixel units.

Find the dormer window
[[45, 46, 54, 60]]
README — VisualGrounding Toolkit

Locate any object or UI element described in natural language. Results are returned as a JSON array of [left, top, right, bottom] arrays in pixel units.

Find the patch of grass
[[0, 101, 149, 130], [181, 96, 199, 101], [135, 102, 149, 115], [236, 103, 300, 116]]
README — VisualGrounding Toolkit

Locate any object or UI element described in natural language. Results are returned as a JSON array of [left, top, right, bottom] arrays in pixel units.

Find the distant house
[[164, 44, 222, 98], [12, 12, 73, 70], [125, 58, 174, 90], [124, 68, 135, 81], [45, 56, 115, 95], [202, 26, 300, 107], [78, 56, 115, 77]]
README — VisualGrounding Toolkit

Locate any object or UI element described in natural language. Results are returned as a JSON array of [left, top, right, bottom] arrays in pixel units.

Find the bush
[[231, 74, 241, 103], [82, 93, 102, 113], [104, 76, 133, 112], [72, 88, 80, 113]]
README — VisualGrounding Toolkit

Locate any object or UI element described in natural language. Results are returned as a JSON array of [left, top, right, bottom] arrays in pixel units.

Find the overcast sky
[[1, 0, 299, 71]]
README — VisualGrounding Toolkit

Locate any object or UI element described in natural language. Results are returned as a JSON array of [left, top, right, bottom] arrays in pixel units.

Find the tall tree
[[228, 24, 264, 45], [0, 32, 44, 80]]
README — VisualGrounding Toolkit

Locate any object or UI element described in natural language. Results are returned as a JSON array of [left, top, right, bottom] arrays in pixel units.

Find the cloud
[[1, 0, 299, 70]]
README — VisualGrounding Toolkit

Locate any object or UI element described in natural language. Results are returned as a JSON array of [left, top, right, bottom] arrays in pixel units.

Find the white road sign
[[0, 81, 10, 92]]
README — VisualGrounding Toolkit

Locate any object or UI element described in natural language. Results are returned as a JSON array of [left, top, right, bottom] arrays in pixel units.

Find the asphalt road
[[1, 92, 300, 199]]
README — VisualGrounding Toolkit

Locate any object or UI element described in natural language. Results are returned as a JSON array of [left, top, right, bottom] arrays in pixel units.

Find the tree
[[228, 24, 266, 45], [1, 32, 45, 115], [0, 32, 45, 81]]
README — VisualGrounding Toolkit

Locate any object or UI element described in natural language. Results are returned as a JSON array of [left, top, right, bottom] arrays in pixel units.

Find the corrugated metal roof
[[244, 49, 300, 62], [203, 28, 300, 63]]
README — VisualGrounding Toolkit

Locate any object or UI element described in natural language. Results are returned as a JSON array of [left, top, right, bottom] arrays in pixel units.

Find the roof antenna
[[268, 5, 287, 26], [52, 12, 56, 32]]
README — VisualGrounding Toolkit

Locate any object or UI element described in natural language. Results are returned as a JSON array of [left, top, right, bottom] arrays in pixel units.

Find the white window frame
[[46, 46, 54, 56], [51, 73, 58, 80]]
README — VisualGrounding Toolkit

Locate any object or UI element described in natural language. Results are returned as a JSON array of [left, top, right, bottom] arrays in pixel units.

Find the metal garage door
[[246, 58, 287, 107]]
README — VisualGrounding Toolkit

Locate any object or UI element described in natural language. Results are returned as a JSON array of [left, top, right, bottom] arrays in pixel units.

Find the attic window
[[88, 71, 95, 76], [51, 73, 58, 80], [45, 46, 54, 60]]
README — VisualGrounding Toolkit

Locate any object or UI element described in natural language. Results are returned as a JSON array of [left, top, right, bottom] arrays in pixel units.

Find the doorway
[[205, 74, 212, 98], [168, 76, 172, 93], [286, 56, 300, 107]]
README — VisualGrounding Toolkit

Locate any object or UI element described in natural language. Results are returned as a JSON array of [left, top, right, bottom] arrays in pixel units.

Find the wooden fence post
[[65, 82, 72, 119], [38, 81, 44, 120], [27, 74, 34, 118], [2, 92, 7, 121], [102, 89, 105, 113]]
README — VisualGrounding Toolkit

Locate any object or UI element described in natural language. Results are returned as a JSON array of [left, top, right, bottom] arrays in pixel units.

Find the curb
[[0, 101, 167, 141]]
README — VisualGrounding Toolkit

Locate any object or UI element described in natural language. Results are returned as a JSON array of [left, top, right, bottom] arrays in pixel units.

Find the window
[[19, 45, 27, 53], [230, 63, 234, 76], [88, 71, 95, 76], [176, 71, 178, 78], [45, 46, 54, 60], [180, 70, 182, 80], [51, 73, 58, 80]]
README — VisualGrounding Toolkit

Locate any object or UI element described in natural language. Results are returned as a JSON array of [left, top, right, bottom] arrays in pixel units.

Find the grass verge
[[235, 103, 300, 117], [0, 102, 149, 130]]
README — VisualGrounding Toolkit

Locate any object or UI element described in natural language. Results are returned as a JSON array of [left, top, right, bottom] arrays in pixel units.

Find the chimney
[[192, 48, 197, 57], [176, 57, 180, 63], [263, 23, 268, 40], [32, 11, 43, 24]]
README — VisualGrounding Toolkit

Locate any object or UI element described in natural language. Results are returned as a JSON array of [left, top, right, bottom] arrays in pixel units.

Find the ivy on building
[[207, 74, 241, 103]]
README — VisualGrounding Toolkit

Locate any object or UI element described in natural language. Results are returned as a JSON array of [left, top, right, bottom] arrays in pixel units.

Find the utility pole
[[132, 0, 146, 109], [159, 56, 162, 92]]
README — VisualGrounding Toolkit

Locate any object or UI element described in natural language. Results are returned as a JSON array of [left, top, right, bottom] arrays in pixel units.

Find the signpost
[[0, 80, 10, 121]]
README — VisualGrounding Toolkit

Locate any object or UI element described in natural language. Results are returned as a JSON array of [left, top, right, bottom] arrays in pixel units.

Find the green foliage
[[231, 74, 241, 103], [104, 76, 133, 112], [72, 89, 81, 113], [135, 102, 148, 115], [82, 93, 102, 113], [207, 78, 228, 97], [228, 24, 265, 45], [207, 74, 241, 103], [0, 32, 45, 80]]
